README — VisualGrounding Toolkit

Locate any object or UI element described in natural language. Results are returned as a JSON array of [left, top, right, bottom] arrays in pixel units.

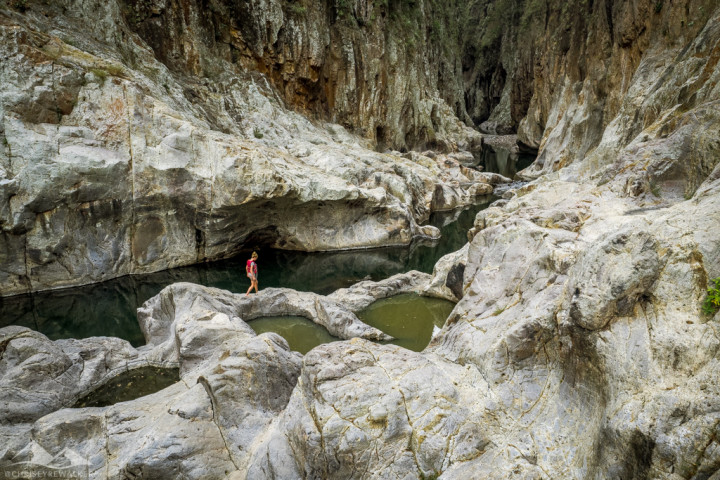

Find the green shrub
[[702, 277, 720, 316], [290, 4, 306, 16], [253, 127, 264, 139], [90, 68, 108, 85]]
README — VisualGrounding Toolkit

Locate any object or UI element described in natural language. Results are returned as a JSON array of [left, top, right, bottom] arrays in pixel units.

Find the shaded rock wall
[[511, 0, 718, 176], [3, 0, 716, 296], [0, 1, 501, 295], [54, 0, 476, 152]]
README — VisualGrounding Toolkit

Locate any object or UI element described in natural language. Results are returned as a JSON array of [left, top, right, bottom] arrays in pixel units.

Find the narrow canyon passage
[[1, 0, 720, 478]]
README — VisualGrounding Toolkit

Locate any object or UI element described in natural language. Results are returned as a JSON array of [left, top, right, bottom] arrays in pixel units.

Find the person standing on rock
[[246, 251, 259, 296]]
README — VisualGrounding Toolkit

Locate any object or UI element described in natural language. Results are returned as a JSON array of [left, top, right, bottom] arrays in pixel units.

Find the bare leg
[[253, 279, 259, 293], [246, 279, 253, 296]]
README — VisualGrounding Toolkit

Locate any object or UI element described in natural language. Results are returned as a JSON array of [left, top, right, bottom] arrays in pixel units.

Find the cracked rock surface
[[0, 272, 442, 478]]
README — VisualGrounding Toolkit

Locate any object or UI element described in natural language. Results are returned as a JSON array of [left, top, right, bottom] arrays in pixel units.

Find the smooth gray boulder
[[569, 228, 662, 330], [247, 339, 489, 480], [0, 326, 151, 425]]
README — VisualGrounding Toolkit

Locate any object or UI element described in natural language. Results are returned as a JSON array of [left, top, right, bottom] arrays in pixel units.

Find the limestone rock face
[[0, 293, 299, 477], [422, 244, 469, 302], [515, 0, 720, 179], [568, 228, 662, 331], [241, 165, 720, 478], [9, 327, 302, 479], [0, 4, 500, 296], [246, 339, 488, 480], [111, 0, 480, 153], [0, 326, 147, 425], [3, 0, 720, 478]]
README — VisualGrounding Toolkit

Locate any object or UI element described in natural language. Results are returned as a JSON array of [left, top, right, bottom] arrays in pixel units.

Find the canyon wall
[[0, 0, 718, 297], [0, 0, 496, 295], [2, 0, 720, 478]]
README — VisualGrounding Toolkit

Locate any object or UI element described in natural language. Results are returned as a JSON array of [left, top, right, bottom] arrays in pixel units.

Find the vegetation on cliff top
[[704, 277, 720, 316]]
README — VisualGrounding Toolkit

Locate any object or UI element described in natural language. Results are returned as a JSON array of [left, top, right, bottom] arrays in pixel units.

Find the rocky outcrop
[[241, 148, 720, 478], [0, 3, 503, 296], [114, 0, 478, 153], [3, 0, 719, 297], [3, 0, 720, 478], [513, 0, 720, 179], [4, 168, 720, 478], [138, 271, 435, 346], [1, 271, 442, 477], [0, 312, 302, 478]]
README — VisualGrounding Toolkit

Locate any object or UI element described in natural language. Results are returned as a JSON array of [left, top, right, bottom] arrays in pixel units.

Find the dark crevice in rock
[[194, 227, 206, 261], [605, 0, 615, 45], [444, 262, 465, 300]]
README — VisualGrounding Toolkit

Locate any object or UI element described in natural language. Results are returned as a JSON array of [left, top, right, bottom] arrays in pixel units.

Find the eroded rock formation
[[1, 0, 720, 478], [0, 272, 437, 476], [0, 1, 501, 295]]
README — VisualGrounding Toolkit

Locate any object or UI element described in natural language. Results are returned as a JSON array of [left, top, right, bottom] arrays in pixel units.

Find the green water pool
[[73, 366, 180, 408], [249, 293, 455, 354], [357, 293, 455, 352], [249, 316, 340, 354]]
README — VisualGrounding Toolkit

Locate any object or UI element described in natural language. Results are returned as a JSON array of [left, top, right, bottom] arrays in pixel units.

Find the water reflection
[[0, 199, 491, 346], [480, 147, 536, 179], [357, 293, 455, 352]]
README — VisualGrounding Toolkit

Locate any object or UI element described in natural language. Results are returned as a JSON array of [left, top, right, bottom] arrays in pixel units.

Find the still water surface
[[248, 316, 340, 354], [0, 199, 492, 348], [72, 366, 180, 408], [357, 293, 455, 351]]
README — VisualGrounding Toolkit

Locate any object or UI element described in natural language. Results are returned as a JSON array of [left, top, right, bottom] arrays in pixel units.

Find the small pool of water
[[481, 149, 536, 179], [357, 293, 455, 352], [479, 137, 537, 179], [73, 366, 180, 408], [248, 316, 340, 354], [1, 200, 491, 346]]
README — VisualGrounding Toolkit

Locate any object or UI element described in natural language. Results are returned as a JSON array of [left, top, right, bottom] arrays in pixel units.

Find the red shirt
[[246, 259, 257, 274]]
